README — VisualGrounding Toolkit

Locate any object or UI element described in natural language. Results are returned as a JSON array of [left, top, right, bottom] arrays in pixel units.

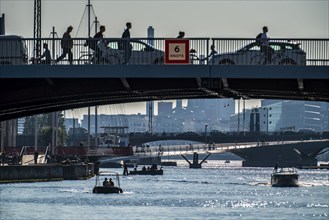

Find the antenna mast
[[33, 0, 42, 58], [87, 0, 91, 37]]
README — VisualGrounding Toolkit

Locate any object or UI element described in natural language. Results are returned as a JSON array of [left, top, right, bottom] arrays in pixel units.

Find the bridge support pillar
[[181, 152, 212, 169]]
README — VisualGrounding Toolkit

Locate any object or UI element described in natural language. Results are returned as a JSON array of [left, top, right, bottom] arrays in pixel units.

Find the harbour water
[[1, 160, 328, 220]]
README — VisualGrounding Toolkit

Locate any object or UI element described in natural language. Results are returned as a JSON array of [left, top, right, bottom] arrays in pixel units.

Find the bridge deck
[[1, 38, 328, 120], [101, 139, 329, 162]]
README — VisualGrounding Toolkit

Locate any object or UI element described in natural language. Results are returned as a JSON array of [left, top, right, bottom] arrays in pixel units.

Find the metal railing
[[0, 37, 328, 66], [132, 139, 328, 159]]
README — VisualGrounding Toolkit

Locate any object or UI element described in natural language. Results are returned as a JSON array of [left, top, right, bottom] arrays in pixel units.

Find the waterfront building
[[154, 116, 183, 133], [229, 109, 252, 132], [157, 101, 172, 117], [64, 118, 80, 132], [260, 100, 323, 132], [127, 114, 148, 133], [228, 100, 326, 133]]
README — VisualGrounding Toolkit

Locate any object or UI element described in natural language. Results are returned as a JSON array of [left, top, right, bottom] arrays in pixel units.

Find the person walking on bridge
[[259, 26, 273, 64], [177, 31, 185, 38], [120, 22, 132, 64], [56, 26, 74, 65], [93, 25, 106, 63]]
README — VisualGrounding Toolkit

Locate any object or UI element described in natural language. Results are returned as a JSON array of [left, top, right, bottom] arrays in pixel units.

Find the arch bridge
[[128, 132, 324, 146]]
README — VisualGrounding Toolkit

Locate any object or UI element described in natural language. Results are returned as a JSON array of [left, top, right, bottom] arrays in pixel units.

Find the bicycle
[[78, 50, 122, 64], [78, 51, 96, 64], [250, 49, 297, 65]]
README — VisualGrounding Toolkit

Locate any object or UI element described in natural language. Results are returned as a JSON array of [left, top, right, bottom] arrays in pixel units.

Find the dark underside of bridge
[[0, 65, 328, 121]]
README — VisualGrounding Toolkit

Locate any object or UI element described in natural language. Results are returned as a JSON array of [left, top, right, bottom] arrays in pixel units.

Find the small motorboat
[[129, 164, 163, 175], [271, 167, 299, 187], [93, 171, 123, 194], [129, 169, 164, 176]]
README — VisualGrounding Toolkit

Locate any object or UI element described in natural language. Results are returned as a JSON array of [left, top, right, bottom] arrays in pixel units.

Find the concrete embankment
[[0, 163, 95, 183]]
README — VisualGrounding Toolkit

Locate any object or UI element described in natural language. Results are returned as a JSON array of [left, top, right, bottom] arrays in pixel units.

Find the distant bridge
[[103, 139, 329, 168], [128, 132, 324, 146], [0, 38, 328, 121]]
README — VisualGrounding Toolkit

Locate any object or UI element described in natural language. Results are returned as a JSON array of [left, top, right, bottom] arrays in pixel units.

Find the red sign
[[165, 39, 190, 64]]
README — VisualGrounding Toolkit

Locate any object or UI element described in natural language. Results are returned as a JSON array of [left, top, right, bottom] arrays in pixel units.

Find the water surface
[[1, 160, 328, 220]]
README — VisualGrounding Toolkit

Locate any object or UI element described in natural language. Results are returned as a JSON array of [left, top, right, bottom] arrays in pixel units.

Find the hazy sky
[[1, 0, 328, 117], [1, 0, 328, 38]]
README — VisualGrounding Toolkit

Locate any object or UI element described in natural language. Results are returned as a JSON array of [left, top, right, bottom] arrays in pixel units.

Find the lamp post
[[237, 99, 240, 133], [95, 106, 98, 147], [205, 124, 208, 144], [72, 110, 75, 146], [242, 99, 245, 135], [34, 115, 38, 150]]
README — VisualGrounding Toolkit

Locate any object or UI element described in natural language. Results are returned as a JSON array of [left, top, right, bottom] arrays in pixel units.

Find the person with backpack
[[93, 25, 106, 63], [257, 26, 273, 64], [56, 26, 74, 65]]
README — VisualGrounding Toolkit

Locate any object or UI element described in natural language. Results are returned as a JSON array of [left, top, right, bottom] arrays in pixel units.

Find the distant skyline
[[63, 99, 261, 122]]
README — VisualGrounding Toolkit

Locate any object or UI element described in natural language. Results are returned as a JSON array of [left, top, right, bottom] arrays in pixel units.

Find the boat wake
[[253, 182, 270, 186], [59, 188, 90, 193], [298, 181, 329, 187], [163, 179, 211, 184]]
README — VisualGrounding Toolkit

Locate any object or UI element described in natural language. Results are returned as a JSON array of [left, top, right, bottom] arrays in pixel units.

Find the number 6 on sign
[[165, 39, 190, 64]]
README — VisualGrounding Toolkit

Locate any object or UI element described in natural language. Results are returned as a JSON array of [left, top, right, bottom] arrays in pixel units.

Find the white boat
[[271, 167, 299, 187]]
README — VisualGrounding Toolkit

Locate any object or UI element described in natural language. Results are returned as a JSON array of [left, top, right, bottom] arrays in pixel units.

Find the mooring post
[[190, 152, 201, 168]]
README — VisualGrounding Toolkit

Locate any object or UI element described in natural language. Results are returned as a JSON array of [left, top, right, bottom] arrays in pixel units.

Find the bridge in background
[[0, 38, 328, 121], [128, 131, 325, 146], [104, 139, 329, 168]]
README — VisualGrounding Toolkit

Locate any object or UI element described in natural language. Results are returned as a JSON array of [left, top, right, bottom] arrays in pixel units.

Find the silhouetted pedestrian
[[120, 22, 132, 64], [41, 43, 51, 64], [259, 26, 273, 64], [274, 163, 278, 171], [32, 43, 51, 64], [201, 44, 217, 64], [93, 25, 106, 63], [56, 26, 74, 64], [177, 31, 185, 38], [34, 150, 39, 164], [123, 162, 129, 176]]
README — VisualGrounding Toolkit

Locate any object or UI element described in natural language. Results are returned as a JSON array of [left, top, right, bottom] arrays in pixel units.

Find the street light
[[204, 124, 208, 144]]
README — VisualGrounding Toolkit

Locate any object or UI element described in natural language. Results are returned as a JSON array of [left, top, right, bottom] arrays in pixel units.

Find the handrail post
[[206, 39, 209, 65], [51, 26, 56, 64]]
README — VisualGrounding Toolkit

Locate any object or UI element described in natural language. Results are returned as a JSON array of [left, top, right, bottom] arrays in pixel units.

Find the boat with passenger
[[271, 167, 299, 187], [92, 171, 123, 194], [129, 164, 163, 175]]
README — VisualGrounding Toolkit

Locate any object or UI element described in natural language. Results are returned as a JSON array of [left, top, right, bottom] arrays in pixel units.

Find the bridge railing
[[133, 142, 262, 157], [133, 139, 323, 158], [211, 38, 329, 66], [0, 37, 328, 66]]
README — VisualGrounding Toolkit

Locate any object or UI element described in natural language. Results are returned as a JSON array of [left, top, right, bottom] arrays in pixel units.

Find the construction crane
[[34, 0, 42, 59]]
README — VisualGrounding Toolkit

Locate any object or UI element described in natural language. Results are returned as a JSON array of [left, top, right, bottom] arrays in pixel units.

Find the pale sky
[[1, 0, 328, 38], [1, 0, 328, 117]]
